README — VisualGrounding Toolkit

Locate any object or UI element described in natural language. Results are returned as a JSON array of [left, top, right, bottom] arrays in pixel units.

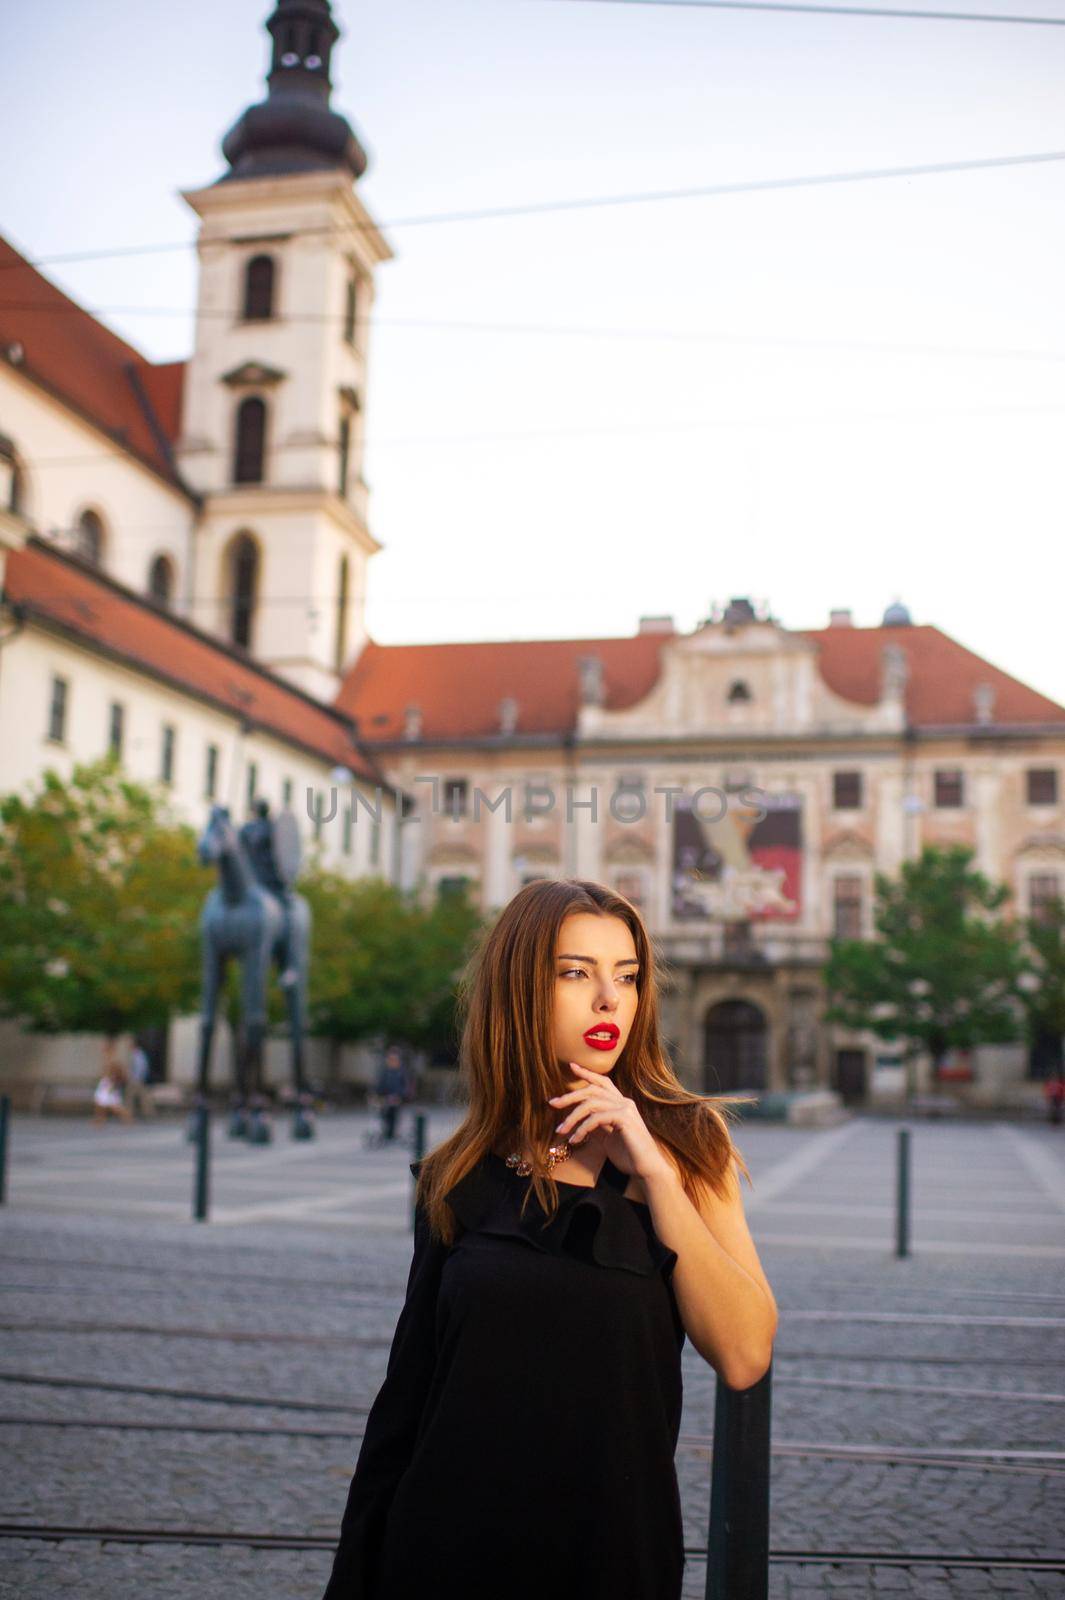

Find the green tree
[[1019, 895, 1065, 1076], [304, 872, 483, 1079], [0, 759, 208, 1036], [823, 844, 1027, 1092]]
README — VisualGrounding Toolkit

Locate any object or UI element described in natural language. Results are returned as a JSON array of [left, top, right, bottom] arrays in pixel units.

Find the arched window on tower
[[0, 435, 24, 514], [76, 509, 106, 566], [147, 553, 175, 608], [343, 272, 358, 344], [233, 397, 267, 484], [337, 413, 351, 497], [227, 532, 259, 650], [334, 554, 350, 673], [243, 255, 276, 321]]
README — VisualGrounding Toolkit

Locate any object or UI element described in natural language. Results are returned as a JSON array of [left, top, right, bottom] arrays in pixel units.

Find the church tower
[[178, 0, 390, 701]]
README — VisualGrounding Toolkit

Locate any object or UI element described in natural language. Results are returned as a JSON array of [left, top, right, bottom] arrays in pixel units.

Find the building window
[[243, 254, 276, 321], [443, 778, 468, 818], [833, 771, 863, 809], [47, 675, 68, 743], [205, 743, 219, 800], [76, 508, 105, 566], [438, 875, 471, 900], [246, 761, 258, 812], [343, 272, 358, 344], [1027, 769, 1059, 806], [160, 724, 176, 785], [614, 871, 645, 909], [342, 803, 353, 855], [0, 435, 24, 513], [334, 555, 350, 672], [282, 776, 293, 809], [727, 679, 752, 704], [108, 701, 125, 760], [147, 553, 175, 607], [233, 397, 267, 484], [370, 814, 381, 866], [227, 532, 259, 649], [833, 875, 864, 939], [337, 413, 351, 498], [934, 769, 964, 808], [723, 920, 754, 957], [1029, 873, 1062, 926]]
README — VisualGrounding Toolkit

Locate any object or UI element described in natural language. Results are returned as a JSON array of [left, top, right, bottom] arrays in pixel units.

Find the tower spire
[[220, 0, 368, 182]]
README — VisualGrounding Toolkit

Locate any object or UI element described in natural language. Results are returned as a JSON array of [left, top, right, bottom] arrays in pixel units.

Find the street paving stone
[[0, 1110, 1063, 1598]]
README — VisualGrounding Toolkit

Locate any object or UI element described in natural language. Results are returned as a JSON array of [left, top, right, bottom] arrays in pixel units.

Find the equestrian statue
[[193, 799, 314, 1143]]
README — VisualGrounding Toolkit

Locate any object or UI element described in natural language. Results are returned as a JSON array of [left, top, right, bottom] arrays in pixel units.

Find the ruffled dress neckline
[[417, 1148, 678, 1281]]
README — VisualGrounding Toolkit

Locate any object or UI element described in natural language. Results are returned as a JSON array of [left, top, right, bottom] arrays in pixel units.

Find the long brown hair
[[414, 877, 754, 1246]]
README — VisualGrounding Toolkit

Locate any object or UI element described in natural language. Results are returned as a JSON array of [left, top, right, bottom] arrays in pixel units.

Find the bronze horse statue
[[193, 801, 313, 1142]]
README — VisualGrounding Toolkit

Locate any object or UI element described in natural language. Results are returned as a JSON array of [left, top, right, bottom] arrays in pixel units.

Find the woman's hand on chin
[[548, 1063, 674, 1182]]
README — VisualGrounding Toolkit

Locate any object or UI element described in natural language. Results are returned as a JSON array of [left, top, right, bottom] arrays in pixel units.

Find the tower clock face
[[305, 55, 322, 69], [281, 51, 299, 66]]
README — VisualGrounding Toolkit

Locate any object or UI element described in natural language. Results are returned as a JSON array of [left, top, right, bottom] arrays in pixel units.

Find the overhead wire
[[1, 300, 1064, 369], [17, 397, 1065, 481], [2, 148, 1064, 273], [542, 0, 1065, 24]]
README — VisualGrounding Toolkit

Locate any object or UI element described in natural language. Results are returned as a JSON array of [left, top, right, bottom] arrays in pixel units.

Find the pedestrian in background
[[92, 1040, 132, 1126], [127, 1038, 154, 1119], [374, 1045, 413, 1143]]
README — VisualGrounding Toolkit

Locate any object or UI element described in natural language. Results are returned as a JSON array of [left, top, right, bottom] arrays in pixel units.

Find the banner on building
[[671, 791, 802, 922]]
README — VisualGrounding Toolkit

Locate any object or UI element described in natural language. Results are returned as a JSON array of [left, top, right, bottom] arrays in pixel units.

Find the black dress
[[321, 1149, 687, 1600]]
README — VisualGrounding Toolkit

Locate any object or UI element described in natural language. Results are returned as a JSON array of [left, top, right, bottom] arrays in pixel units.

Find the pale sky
[[2, 0, 1063, 705]]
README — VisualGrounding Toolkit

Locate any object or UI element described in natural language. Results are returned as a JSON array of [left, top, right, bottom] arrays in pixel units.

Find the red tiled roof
[[335, 632, 674, 740], [802, 623, 1065, 727], [0, 235, 189, 492], [134, 359, 186, 446], [6, 541, 386, 782], [337, 622, 1065, 740]]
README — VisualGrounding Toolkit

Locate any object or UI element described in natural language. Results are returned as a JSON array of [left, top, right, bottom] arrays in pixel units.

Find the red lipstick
[[582, 1023, 620, 1051]]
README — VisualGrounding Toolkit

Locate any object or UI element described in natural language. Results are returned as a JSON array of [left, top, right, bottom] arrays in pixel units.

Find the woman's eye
[[560, 968, 638, 983]]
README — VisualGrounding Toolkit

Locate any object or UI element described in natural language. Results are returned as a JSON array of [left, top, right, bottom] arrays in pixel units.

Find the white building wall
[[0, 364, 192, 601], [0, 625, 394, 882]]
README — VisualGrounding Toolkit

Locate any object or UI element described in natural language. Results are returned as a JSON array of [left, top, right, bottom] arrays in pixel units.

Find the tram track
[[4, 1250, 1065, 1312], [1, 1409, 1061, 1478], [4, 1365, 1064, 1423], [0, 1521, 1060, 1571], [2, 1315, 1063, 1364]]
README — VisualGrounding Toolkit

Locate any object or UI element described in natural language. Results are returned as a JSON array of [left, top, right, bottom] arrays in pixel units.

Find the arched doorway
[[704, 999, 769, 1092]]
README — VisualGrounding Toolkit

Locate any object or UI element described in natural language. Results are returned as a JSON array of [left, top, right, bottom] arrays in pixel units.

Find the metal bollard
[[707, 1362, 772, 1600], [896, 1126, 911, 1259], [410, 1110, 427, 1230], [0, 1093, 9, 1205], [193, 1100, 210, 1222]]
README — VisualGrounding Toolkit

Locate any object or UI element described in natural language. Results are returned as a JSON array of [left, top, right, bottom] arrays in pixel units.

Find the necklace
[[505, 1141, 572, 1177]]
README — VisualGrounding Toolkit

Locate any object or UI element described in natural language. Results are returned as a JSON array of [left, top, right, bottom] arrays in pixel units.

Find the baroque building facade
[[340, 598, 1065, 1106]]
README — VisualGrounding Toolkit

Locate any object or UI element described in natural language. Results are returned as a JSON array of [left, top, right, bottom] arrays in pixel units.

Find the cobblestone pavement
[[1, 1109, 1063, 1598]]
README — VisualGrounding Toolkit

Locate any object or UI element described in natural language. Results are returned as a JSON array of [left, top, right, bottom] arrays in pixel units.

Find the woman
[[92, 1040, 132, 1126], [322, 878, 778, 1600]]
